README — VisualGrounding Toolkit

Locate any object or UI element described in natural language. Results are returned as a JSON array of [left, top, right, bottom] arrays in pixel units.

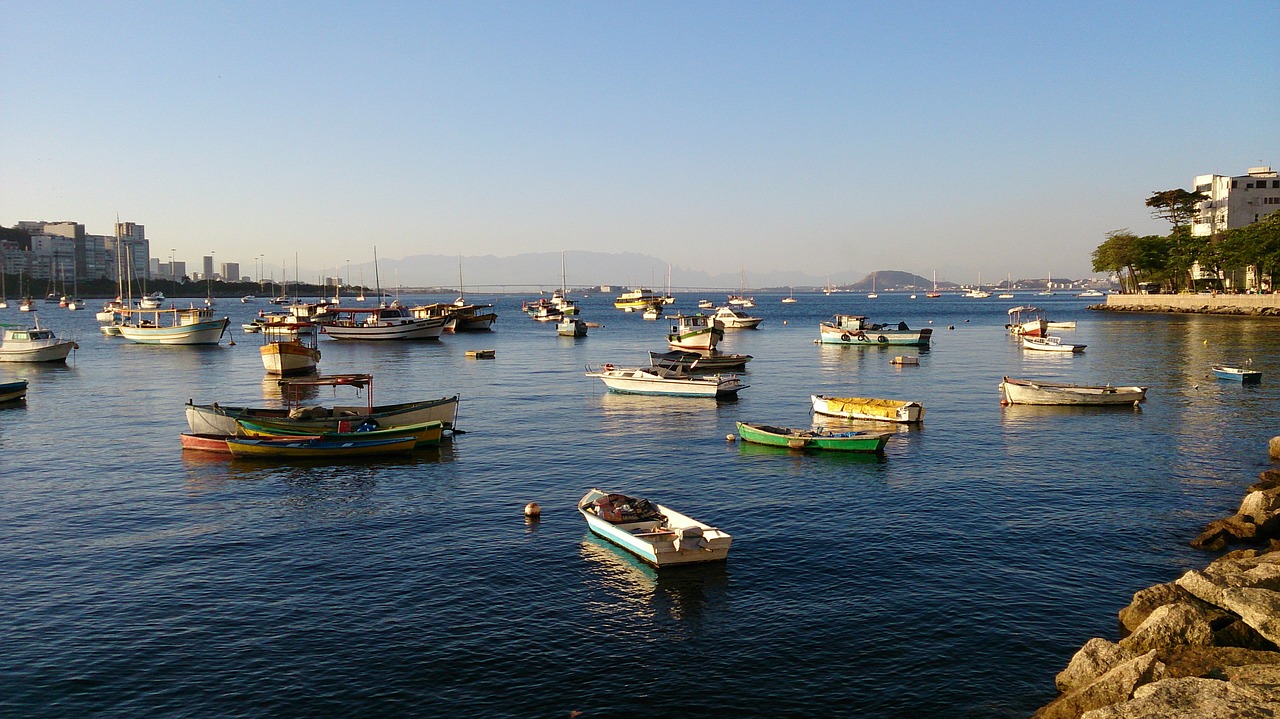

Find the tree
[[1145, 189, 1205, 229], [1092, 230, 1140, 292]]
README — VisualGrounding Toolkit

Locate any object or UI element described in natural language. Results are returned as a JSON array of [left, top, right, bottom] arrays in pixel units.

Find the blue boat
[[1212, 365, 1261, 384], [0, 379, 28, 403]]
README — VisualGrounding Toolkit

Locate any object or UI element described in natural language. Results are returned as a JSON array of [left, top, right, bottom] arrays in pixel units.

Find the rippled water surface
[[1, 292, 1276, 718]]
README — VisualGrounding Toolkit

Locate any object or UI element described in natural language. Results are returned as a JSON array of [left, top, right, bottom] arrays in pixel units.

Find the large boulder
[[1080, 676, 1280, 719], [1034, 651, 1163, 719], [1191, 515, 1261, 551], [1157, 645, 1280, 679], [1118, 583, 1215, 638], [1119, 603, 1218, 654], [1218, 588, 1280, 647], [1057, 638, 1137, 692]]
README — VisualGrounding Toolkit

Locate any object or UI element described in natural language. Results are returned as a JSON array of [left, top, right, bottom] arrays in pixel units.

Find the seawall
[[1092, 294, 1280, 316]]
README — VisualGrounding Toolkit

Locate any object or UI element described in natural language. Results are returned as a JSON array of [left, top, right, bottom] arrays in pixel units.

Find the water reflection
[[811, 414, 919, 436], [596, 392, 726, 436], [734, 439, 888, 465], [579, 534, 729, 632]]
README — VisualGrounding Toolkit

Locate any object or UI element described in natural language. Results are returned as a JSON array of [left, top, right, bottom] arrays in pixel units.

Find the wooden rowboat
[[225, 435, 419, 459], [234, 418, 443, 446], [578, 488, 731, 567], [810, 394, 925, 423], [0, 379, 29, 403], [1212, 365, 1261, 384], [736, 421, 890, 453], [999, 376, 1147, 406]]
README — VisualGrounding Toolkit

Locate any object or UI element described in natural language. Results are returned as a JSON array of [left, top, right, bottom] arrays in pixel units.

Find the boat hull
[[260, 341, 321, 376], [235, 419, 443, 447], [118, 317, 229, 345], [1212, 366, 1261, 384], [185, 395, 460, 436], [999, 377, 1147, 406], [818, 326, 932, 346], [1022, 336, 1085, 352], [736, 422, 890, 452], [322, 317, 446, 340], [226, 435, 418, 459], [180, 432, 232, 453], [588, 367, 744, 398], [810, 395, 925, 423], [0, 341, 77, 362], [0, 379, 28, 403], [666, 326, 723, 351], [649, 350, 752, 372], [578, 489, 731, 567]]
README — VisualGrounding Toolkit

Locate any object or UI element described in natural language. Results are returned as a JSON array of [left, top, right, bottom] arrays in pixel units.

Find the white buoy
[[524, 502, 541, 517], [726, 434, 736, 442]]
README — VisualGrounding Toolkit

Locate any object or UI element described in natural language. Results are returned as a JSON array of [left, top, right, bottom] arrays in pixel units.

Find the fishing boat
[[666, 313, 724, 351], [613, 287, 663, 310], [0, 379, 28, 403], [697, 299, 714, 309], [999, 376, 1147, 406], [234, 418, 444, 447], [186, 374, 460, 435], [648, 349, 752, 372], [585, 364, 746, 398], [1212, 365, 1261, 384], [226, 435, 419, 459], [116, 306, 230, 345], [557, 317, 588, 337], [712, 305, 763, 329], [1005, 306, 1048, 337], [180, 432, 235, 453], [449, 303, 497, 331], [578, 488, 732, 567], [817, 314, 932, 346], [641, 303, 662, 320], [0, 316, 79, 362], [810, 394, 925, 423], [260, 322, 321, 376], [736, 422, 891, 453], [1022, 335, 1085, 353], [321, 305, 446, 340]]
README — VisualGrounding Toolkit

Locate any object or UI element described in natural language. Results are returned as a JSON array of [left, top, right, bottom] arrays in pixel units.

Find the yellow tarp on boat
[[822, 397, 912, 419]]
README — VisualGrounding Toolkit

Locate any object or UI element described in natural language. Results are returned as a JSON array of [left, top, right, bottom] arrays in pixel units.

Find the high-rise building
[[221, 262, 239, 282], [1192, 166, 1280, 237]]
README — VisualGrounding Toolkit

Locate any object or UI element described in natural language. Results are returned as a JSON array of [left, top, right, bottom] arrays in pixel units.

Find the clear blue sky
[[3, 1, 1277, 283]]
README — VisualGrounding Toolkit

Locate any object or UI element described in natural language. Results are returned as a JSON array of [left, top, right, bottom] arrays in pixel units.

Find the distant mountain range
[[360, 250, 1083, 291]]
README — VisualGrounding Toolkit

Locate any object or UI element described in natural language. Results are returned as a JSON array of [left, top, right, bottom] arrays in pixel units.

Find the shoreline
[[1032, 465, 1280, 718], [1091, 294, 1280, 317]]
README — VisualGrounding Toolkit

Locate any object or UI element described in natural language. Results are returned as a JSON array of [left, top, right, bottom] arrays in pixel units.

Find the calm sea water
[[1, 291, 1275, 718]]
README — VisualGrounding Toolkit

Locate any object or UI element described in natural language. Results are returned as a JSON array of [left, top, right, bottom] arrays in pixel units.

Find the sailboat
[[867, 273, 878, 299], [357, 267, 366, 302], [728, 267, 755, 307], [926, 271, 941, 298], [781, 287, 798, 303], [1038, 271, 1056, 296], [998, 273, 1015, 299], [550, 251, 578, 315], [0, 256, 8, 309], [967, 272, 991, 298]]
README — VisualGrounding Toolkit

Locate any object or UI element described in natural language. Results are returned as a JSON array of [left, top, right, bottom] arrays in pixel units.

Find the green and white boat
[[818, 314, 931, 346], [736, 421, 890, 453]]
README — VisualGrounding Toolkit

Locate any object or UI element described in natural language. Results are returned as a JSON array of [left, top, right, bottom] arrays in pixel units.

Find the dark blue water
[[1, 292, 1274, 718]]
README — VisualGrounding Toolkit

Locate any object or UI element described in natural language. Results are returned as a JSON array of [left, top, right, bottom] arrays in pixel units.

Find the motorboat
[[1005, 306, 1048, 337], [578, 488, 731, 567], [585, 364, 745, 398], [0, 379, 28, 403], [1212, 365, 1261, 384], [999, 376, 1146, 406], [321, 305, 446, 340], [116, 306, 230, 345], [260, 322, 321, 376], [0, 316, 79, 362], [712, 305, 763, 329], [557, 317, 588, 337], [666, 314, 724, 351], [810, 394, 925, 423], [648, 350, 752, 372], [1022, 335, 1085, 353], [817, 314, 931, 346]]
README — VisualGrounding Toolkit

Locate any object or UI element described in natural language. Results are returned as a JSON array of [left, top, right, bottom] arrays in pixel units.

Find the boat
[[578, 488, 732, 567], [179, 432, 232, 453], [810, 394, 925, 423], [613, 287, 663, 310], [1212, 365, 1261, 384], [782, 288, 798, 303], [867, 273, 878, 299], [225, 435, 419, 459], [116, 306, 230, 345], [186, 374, 460, 435], [736, 422, 891, 453], [1077, 289, 1105, 298], [926, 271, 941, 298], [711, 305, 763, 330], [241, 295, 255, 303], [321, 305, 446, 340], [1037, 272, 1056, 296], [260, 322, 321, 376], [234, 418, 444, 447], [666, 313, 724, 351], [557, 317, 588, 337], [889, 355, 919, 365], [648, 349, 752, 372], [585, 364, 746, 398], [1046, 320, 1077, 330], [641, 303, 662, 321], [1005, 306, 1048, 337], [0, 379, 28, 403], [999, 376, 1147, 406], [19, 297, 34, 312], [1022, 335, 1085, 353], [697, 299, 713, 309], [817, 314, 932, 346], [449, 303, 497, 331], [551, 251, 579, 315], [464, 349, 496, 359], [0, 316, 79, 362]]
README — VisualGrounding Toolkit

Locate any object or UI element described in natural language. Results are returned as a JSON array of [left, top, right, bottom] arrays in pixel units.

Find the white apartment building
[[1192, 166, 1280, 237]]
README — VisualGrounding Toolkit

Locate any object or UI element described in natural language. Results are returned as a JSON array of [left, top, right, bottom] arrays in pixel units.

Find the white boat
[[1005, 306, 1047, 337], [585, 364, 746, 398], [810, 394, 925, 423], [260, 322, 321, 376], [641, 303, 662, 320], [19, 297, 34, 312], [666, 313, 723, 351], [241, 295, 256, 303], [116, 307, 230, 345], [578, 488, 731, 567], [781, 288, 798, 303], [0, 317, 78, 362], [697, 299, 714, 309], [1037, 272, 1055, 296], [186, 374, 460, 435], [613, 287, 663, 310], [999, 376, 1146, 406], [557, 317, 588, 337], [321, 305, 446, 340], [818, 314, 931, 346], [1046, 320, 1077, 330], [712, 305, 762, 329], [1022, 335, 1085, 353], [1077, 289, 1105, 298]]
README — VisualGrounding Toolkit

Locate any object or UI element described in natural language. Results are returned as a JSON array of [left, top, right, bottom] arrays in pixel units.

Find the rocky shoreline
[[1032, 469, 1280, 718], [1088, 302, 1280, 317]]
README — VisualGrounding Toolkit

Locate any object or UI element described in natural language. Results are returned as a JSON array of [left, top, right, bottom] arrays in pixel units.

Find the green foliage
[[1145, 188, 1205, 229]]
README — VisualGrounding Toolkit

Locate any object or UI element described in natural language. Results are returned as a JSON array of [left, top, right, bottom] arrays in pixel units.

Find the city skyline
[[3, 2, 1277, 281]]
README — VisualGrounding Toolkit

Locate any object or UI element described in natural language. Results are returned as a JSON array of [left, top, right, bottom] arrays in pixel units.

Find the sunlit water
[[1, 292, 1275, 718]]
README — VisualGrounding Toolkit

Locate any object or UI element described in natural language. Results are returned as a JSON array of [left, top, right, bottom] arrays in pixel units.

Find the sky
[[2, 1, 1277, 285]]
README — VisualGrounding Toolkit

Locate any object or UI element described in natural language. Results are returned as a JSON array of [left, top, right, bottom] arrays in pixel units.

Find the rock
[[1057, 638, 1137, 692], [1080, 676, 1280, 719], [1120, 603, 1218, 654], [1178, 570, 1231, 607], [1238, 491, 1280, 523], [1034, 651, 1163, 719], [1270, 437, 1280, 461], [1158, 645, 1280, 679], [1249, 469, 1280, 492], [1218, 588, 1280, 646], [1119, 583, 1222, 638], [1191, 515, 1262, 551], [1213, 618, 1278, 651]]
